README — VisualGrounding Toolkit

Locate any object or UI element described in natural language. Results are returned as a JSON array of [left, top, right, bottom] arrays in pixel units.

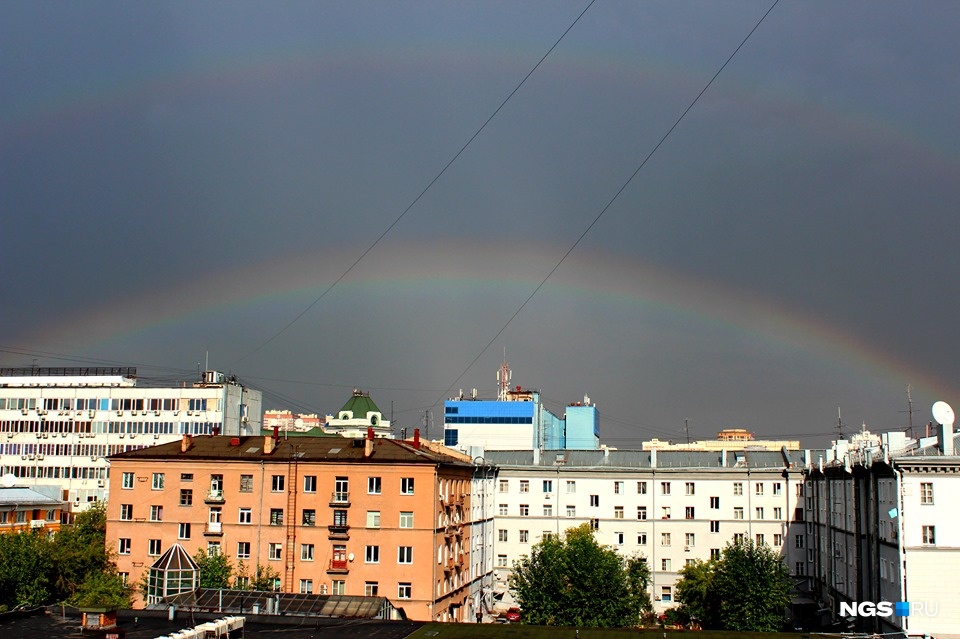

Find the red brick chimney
[[365, 427, 374, 458], [413, 428, 420, 450], [180, 433, 192, 453]]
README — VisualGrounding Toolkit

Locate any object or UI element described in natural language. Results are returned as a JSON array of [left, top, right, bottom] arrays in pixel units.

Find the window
[[519, 504, 529, 517], [271, 475, 285, 492], [333, 510, 348, 526], [365, 545, 380, 563], [921, 482, 934, 505], [661, 586, 672, 603], [756, 534, 765, 545], [734, 533, 745, 543], [519, 480, 529, 493], [795, 562, 806, 576], [637, 481, 647, 494], [334, 477, 349, 501], [710, 520, 720, 533], [566, 505, 576, 517], [637, 506, 647, 520], [566, 480, 576, 493], [180, 489, 193, 506], [299, 579, 313, 594], [589, 518, 599, 530], [398, 546, 413, 564], [773, 482, 782, 496], [614, 506, 624, 519], [398, 583, 412, 599], [332, 580, 346, 595], [637, 532, 647, 545], [710, 548, 720, 560], [589, 495, 599, 507], [496, 555, 508, 567], [734, 507, 744, 520], [685, 532, 695, 547], [178, 523, 191, 540], [152, 473, 165, 490], [120, 504, 133, 521], [543, 480, 553, 493], [364, 582, 379, 596], [755, 483, 764, 496], [922, 525, 936, 544], [367, 511, 381, 528], [774, 533, 783, 547], [150, 505, 163, 522], [268, 543, 282, 560], [661, 558, 671, 571], [149, 539, 162, 556], [661, 482, 671, 495], [733, 482, 743, 496], [368, 476, 381, 494], [303, 476, 317, 493], [519, 530, 529, 543], [238, 508, 252, 524], [399, 511, 413, 528], [401, 478, 415, 494], [710, 496, 719, 509], [755, 507, 764, 520], [237, 542, 250, 559], [773, 507, 782, 519], [270, 509, 284, 526], [614, 532, 624, 545], [614, 481, 624, 494], [209, 474, 223, 495], [685, 506, 695, 520], [240, 474, 253, 492], [499, 479, 509, 493], [498, 529, 508, 542], [301, 544, 314, 561], [795, 535, 804, 549], [685, 482, 695, 495], [118, 538, 131, 555], [661, 532, 671, 546], [543, 504, 553, 517], [498, 504, 508, 516], [661, 506, 671, 519], [121, 472, 134, 489], [302, 509, 316, 526]]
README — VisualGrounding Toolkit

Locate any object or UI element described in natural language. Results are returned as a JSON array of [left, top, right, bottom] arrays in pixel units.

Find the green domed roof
[[339, 389, 381, 418]]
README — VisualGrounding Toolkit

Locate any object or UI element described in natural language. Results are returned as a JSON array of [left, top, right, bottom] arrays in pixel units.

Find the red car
[[506, 607, 521, 623]]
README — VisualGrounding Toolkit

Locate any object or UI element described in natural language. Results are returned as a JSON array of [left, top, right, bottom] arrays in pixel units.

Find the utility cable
[[228, 0, 597, 367], [435, 0, 782, 406]]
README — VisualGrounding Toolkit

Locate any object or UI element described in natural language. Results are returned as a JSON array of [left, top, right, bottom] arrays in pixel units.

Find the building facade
[[106, 432, 477, 622], [0, 484, 65, 534], [324, 389, 392, 438], [0, 367, 262, 512], [483, 448, 807, 613]]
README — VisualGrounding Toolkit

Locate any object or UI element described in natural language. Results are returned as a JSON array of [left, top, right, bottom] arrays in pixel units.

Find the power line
[[227, 0, 598, 368], [433, 0, 782, 408]]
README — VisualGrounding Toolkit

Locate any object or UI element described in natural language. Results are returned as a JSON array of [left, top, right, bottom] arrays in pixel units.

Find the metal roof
[[0, 487, 64, 507], [483, 448, 805, 470], [159, 589, 397, 619]]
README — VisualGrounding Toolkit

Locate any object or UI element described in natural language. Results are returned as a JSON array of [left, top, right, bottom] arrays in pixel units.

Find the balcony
[[327, 559, 349, 574], [204, 490, 225, 504], [329, 492, 350, 507], [204, 522, 223, 536], [327, 524, 350, 540]]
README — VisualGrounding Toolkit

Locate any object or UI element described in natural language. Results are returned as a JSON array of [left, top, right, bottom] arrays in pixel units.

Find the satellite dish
[[932, 401, 955, 427], [347, 553, 355, 562], [1, 473, 16, 488]]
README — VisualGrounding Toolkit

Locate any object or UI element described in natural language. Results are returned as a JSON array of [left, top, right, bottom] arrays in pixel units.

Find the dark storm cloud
[[3, 1, 959, 447]]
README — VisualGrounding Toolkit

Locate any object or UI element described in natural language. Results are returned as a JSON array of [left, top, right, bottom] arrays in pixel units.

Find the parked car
[[506, 607, 521, 623]]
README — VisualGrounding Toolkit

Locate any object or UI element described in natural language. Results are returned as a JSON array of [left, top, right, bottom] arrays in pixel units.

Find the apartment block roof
[[483, 448, 807, 470], [0, 487, 64, 507], [109, 435, 470, 466]]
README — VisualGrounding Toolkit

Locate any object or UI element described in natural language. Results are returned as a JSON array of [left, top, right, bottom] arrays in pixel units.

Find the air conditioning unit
[[684, 546, 690, 552], [119, 433, 125, 439], [117, 410, 123, 416], [154, 434, 160, 439], [141, 410, 147, 415], [130, 433, 137, 439], [28, 454, 36, 460], [97, 480, 105, 487], [20, 409, 28, 415], [89, 410, 95, 418], [20, 455, 26, 460], [37, 454, 44, 460], [91, 456, 98, 461], [154, 410, 160, 416], [174, 410, 180, 416]]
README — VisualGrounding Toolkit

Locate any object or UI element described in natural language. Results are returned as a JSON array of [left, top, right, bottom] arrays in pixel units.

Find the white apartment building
[[805, 429, 960, 638], [483, 447, 807, 614], [0, 367, 261, 512]]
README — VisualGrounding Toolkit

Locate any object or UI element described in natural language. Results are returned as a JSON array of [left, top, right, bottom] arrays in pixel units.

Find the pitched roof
[[151, 543, 199, 571], [109, 435, 470, 466], [0, 487, 64, 506], [338, 389, 381, 417]]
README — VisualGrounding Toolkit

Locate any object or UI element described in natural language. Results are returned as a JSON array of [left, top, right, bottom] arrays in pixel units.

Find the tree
[[68, 571, 132, 609], [510, 524, 651, 627], [674, 539, 791, 631], [0, 529, 55, 608], [52, 503, 111, 600], [194, 549, 233, 589]]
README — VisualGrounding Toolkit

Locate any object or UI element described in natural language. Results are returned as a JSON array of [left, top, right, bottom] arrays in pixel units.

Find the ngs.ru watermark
[[840, 601, 939, 618]]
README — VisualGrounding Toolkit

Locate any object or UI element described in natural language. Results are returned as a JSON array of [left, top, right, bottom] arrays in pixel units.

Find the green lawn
[[408, 624, 815, 639]]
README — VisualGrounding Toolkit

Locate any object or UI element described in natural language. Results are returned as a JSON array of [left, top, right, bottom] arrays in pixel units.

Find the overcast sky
[[3, 1, 959, 448]]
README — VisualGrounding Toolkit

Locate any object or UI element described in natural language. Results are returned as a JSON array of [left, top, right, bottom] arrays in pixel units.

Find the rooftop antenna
[[496, 350, 511, 401], [836, 406, 845, 440], [684, 418, 691, 444], [906, 385, 915, 439]]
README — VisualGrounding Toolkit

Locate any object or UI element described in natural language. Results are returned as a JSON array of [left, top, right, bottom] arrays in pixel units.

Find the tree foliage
[[194, 549, 233, 589], [510, 524, 651, 627], [68, 571, 132, 609], [675, 538, 791, 631], [52, 503, 111, 599]]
